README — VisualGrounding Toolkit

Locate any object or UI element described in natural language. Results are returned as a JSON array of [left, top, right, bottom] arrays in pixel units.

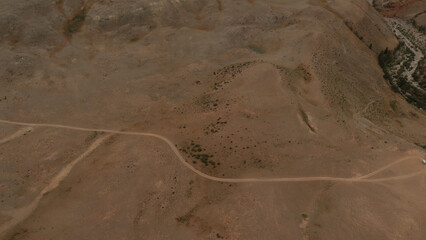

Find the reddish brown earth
[[0, 0, 425, 239], [373, 0, 426, 29]]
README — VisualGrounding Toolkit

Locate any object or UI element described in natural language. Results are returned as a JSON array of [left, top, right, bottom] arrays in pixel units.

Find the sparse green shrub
[[64, 9, 86, 35], [390, 100, 398, 111], [378, 48, 392, 68], [247, 45, 265, 54]]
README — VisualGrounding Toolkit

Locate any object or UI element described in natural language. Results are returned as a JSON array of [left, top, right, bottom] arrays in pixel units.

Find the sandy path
[[0, 127, 33, 144], [0, 133, 111, 237], [0, 119, 423, 184], [357, 155, 414, 179]]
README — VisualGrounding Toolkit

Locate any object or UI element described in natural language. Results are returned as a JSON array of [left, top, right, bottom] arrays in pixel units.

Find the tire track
[[0, 133, 112, 237], [0, 127, 33, 145]]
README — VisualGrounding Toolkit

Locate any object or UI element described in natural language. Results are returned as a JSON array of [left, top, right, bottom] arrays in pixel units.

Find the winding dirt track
[[0, 119, 424, 238], [0, 119, 424, 183]]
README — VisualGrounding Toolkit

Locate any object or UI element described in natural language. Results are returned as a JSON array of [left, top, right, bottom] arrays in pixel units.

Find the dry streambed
[[378, 17, 425, 109], [386, 18, 424, 89]]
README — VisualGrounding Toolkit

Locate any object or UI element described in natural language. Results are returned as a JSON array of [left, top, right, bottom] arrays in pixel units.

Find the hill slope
[[0, 0, 425, 239]]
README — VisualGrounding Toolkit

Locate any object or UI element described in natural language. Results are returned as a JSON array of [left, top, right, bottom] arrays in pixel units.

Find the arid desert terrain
[[0, 0, 425, 239]]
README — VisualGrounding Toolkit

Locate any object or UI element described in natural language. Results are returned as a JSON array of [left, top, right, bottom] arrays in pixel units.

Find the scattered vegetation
[[204, 117, 228, 135], [176, 208, 196, 224], [179, 141, 218, 167], [378, 42, 425, 109], [414, 57, 425, 89], [186, 180, 194, 197], [295, 65, 312, 82], [408, 14, 426, 35], [212, 61, 254, 90], [344, 20, 369, 48], [195, 94, 221, 111]]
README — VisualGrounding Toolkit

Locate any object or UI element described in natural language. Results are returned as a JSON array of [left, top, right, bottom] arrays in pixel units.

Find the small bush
[[64, 10, 86, 36], [247, 45, 265, 54], [390, 100, 398, 111]]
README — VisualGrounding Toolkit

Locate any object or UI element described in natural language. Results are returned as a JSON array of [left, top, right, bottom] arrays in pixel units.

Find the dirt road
[[0, 119, 424, 238], [0, 119, 424, 184]]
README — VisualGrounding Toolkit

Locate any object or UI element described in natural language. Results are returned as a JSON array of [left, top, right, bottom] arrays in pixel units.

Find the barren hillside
[[0, 0, 425, 240]]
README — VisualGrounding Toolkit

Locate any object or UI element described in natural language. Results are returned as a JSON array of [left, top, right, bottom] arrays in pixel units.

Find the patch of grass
[[64, 9, 87, 36], [390, 100, 398, 112], [247, 45, 265, 54], [176, 208, 196, 224]]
